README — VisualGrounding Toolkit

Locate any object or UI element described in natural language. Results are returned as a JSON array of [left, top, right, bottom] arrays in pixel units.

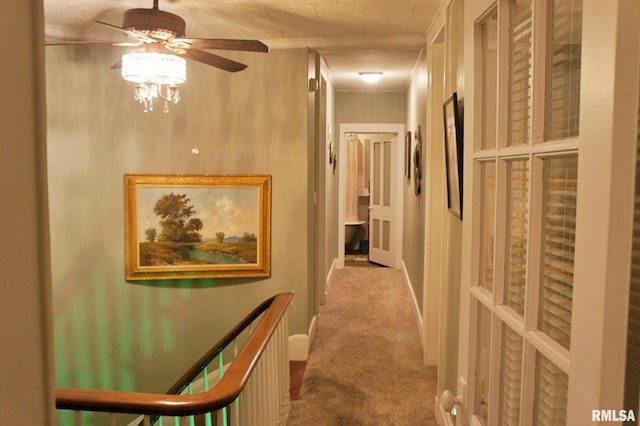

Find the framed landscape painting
[[124, 174, 271, 280]]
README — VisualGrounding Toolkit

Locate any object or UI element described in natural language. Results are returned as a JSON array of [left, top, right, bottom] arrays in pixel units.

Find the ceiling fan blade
[[96, 20, 156, 44], [180, 49, 248, 73], [171, 38, 268, 53]]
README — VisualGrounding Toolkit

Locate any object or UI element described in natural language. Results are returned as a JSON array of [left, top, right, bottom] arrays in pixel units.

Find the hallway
[[287, 266, 437, 425]]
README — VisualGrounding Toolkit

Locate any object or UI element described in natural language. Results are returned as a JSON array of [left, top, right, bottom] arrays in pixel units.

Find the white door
[[452, 1, 640, 425], [369, 136, 395, 267]]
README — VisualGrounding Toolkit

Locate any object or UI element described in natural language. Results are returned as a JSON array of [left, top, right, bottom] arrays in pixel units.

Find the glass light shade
[[359, 72, 383, 84], [121, 51, 186, 112], [121, 52, 186, 85]]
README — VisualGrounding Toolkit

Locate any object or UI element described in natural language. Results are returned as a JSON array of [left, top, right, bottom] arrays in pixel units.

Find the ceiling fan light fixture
[[359, 72, 383, 84], [121, 51, 186, 112]]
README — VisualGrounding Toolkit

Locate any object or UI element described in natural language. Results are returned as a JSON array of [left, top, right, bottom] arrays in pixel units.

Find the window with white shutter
[[539, 155, 577, 350], [533, 352, 568, 424], [504, 159, 529, 315], [508, 0, 532, 147], [474, 303, 492, 424], [544, 0, 582, 141], [499, 326, 523, 425], [468, 0, 582, 424], [479, 161, 497, 292], [481, 8, 499, 151]]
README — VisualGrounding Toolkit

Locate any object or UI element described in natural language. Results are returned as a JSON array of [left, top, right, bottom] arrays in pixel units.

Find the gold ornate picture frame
[[124, 174, 271, 280]]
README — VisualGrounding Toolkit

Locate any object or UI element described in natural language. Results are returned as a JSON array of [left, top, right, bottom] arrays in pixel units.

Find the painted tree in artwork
[[153, 193, 203, 243], [145, 228, 157, 242]]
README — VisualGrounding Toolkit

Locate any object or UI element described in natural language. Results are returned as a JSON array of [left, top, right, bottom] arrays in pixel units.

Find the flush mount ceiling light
[[359, 72, 383, 84], [121, 51, 186, 112]]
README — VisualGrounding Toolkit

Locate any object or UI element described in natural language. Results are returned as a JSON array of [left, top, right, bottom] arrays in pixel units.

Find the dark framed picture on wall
[[443, 92, 463, 219]]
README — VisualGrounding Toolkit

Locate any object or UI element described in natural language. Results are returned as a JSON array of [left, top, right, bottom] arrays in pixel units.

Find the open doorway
[[338, 123, 404, 269]]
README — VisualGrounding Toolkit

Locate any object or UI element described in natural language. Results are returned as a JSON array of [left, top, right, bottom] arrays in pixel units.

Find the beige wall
[[404, 50, 428, 310], [0, 0, 56, 424], [321, 65, 338, 282], [439, 0, 465, 395], [46, 45, 311, 399], [335, 91, 406, 124]]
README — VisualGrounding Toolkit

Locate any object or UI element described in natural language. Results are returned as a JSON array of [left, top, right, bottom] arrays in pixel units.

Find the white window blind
[[539, 156, 578, 350], [508, 0, 532, 146], [474, 304, 492, 424], [505, 159, 529, 315], [545, 0, 582, 141], [481, 9, 498, 150], [479, 162, 497, 292], [533, 352, 568, 425], [624, 95, 640, 414], [499, 326, 523, 425]]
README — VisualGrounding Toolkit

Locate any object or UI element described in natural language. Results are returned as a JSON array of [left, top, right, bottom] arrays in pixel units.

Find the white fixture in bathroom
[[345, 221, 366, 250]]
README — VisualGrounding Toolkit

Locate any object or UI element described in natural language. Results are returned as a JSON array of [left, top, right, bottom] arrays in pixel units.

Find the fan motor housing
[[123, 8, 186, 38]]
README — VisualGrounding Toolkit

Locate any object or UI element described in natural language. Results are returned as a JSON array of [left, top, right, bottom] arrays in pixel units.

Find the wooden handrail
[[56, 292, 293, 417], [166, 293, 277, 396]]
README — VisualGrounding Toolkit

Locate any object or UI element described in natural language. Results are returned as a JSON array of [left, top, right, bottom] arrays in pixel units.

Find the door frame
[[337, 123, 405, 269]]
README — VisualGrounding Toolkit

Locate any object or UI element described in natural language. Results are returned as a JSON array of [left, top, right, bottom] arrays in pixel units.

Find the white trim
[[568, 1, 640, 422], [288, 335, 309, 361], [288, 314, 319, 361], [326, 257, 337, 295], [401, 260, 424, 346], [338, 123, 405, 269], [308, 314, 318, 351], [266, 35, 426, 50]]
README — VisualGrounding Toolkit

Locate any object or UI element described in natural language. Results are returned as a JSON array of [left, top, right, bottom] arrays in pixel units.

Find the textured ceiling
[[44, 0, 441, 90]]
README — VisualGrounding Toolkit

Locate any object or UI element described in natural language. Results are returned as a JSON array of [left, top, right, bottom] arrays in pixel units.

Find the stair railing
[[56, 292, 293, 426]]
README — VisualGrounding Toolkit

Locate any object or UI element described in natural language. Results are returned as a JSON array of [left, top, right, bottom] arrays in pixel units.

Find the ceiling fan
[[48, 0, 268, 111], [47, 0, 269, 73]]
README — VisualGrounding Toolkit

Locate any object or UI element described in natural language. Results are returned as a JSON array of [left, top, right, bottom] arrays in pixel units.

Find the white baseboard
[[288, 335, 309, 361], [287, 314, 319, 361], [401, 260, 424, 346], [326, 257, 337, 294], [308, 314, 318, 348]]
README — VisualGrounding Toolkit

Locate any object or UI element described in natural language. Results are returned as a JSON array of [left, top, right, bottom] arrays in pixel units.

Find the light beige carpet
[[287, 266, 437, 425]]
